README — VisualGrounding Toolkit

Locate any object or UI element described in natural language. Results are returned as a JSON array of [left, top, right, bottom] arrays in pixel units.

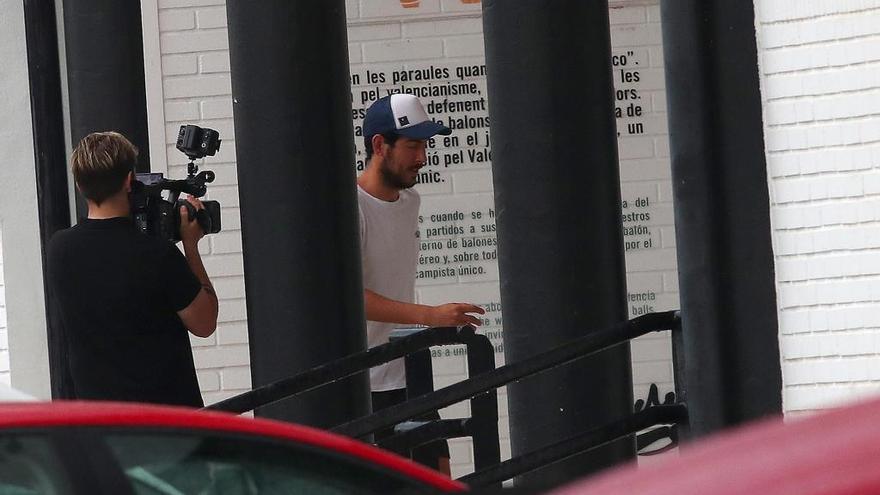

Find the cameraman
[[47, 131, 218, 407]]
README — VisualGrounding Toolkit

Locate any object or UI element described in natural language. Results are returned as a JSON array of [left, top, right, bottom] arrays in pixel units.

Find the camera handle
[[167, 189, 208, 234], [157, 164, 214, 198], [186, 161, 215, 181], [176, 162, 215, 235], [186, 161, 215, 192], [179, 200, 211, 234]]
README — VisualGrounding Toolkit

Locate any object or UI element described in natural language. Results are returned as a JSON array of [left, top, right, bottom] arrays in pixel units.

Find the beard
[[379, 157, 418, 190]]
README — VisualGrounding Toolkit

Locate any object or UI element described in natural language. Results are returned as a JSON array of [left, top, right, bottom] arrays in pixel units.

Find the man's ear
[[125, 171, 134, 193], [371, 134, 387, 158]]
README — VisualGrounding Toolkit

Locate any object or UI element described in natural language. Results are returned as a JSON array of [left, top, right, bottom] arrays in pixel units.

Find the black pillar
[[24, 0, 72, 398], [482, 0, 633, 486], [225, 0, 370, 428], [63, 0, 151, 220], [660, 1, 782, 437]]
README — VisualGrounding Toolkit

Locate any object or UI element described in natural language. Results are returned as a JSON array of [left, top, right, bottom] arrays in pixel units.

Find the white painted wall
[[151, 0, 249, 406], [756, 0, 880, 413], [0, 230, 7, 386], [0, 0, 52, 398]]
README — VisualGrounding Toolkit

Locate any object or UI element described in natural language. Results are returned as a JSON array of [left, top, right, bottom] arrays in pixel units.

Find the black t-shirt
[[47, 217, 203, 407]]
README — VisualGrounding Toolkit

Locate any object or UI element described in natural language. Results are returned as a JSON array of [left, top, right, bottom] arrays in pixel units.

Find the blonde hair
[[71, 131, 139, 205]]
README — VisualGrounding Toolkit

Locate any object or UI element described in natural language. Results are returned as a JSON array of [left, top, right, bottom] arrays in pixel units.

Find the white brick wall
[[154, 0, 249, 406], [152, 0, 677, 477], [0, 228, 9, 386], [757, 1, 880, 413]]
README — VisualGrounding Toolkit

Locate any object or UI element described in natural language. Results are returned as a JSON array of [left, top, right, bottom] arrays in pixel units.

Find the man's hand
[[423, 303, 485, 327], [363, 290, 486, 327], [179, 195, 206, 247]]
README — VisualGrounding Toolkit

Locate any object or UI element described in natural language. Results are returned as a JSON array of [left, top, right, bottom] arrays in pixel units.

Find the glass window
[[0, 436, 71, 495], [104, 431, 431, 495]]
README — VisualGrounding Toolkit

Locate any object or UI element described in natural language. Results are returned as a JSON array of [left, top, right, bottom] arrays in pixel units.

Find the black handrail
[[205, 310, 683, 488], [459, 404, 687, 486], [331, 311, 679, 439], [637, 425, 678, 455], [377, 419, 471, 453], [205, 326, 474, 414]]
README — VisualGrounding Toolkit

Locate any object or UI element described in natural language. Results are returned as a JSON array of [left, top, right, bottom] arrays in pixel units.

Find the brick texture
[[155, 1, 249, 406], [757, 1, 880, 413], [0, 230, 8, 385]]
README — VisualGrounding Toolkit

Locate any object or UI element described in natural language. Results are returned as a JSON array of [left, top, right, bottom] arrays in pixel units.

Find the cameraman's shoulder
[[136, 232, 184, 261], [46, 229, 66, 258], [47, 224, 79, 249], [46, 225, 86, 266]]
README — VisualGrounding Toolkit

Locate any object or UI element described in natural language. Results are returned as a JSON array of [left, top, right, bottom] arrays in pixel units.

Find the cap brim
[[396, 120, 452, 139]]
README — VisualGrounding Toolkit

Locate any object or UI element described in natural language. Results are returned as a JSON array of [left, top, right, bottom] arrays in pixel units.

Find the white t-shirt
[[357, 185, 420, 391]]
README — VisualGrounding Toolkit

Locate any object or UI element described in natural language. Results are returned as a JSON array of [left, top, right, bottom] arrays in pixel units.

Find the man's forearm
[[183, 242, 217, 301], [364, 289, 428, 324], [364, 290, 485, 327]]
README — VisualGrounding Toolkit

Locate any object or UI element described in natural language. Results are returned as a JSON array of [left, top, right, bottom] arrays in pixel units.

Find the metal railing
[[379, 327, 500, 471], [205, 326, 475, 414], [331, 311, 679, 439], [460, 404, 687, 486], [205, 310, 685, 487]]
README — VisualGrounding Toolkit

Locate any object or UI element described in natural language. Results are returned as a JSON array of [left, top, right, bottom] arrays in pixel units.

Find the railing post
[[461, 331, 501, 474], [402, 348, 434, 399], [390, 327, 501, 473], [392, 328, 439, 464], [670, 312, 690, 440]]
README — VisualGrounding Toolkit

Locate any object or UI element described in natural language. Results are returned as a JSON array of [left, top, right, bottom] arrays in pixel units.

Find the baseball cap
[[363, 94, 451, 140]]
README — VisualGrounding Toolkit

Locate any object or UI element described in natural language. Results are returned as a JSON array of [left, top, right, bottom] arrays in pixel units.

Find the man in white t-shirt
[[358, 94, 485, 474]]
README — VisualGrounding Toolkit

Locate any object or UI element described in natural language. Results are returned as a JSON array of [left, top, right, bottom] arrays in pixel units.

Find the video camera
[[131, 125, 222, 242]]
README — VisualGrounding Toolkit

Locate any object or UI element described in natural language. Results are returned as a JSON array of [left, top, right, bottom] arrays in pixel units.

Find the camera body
[[130, 125, 223, 242], [176, 124, 221, 160]]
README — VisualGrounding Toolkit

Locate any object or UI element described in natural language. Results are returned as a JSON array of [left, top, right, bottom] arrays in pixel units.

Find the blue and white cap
[[363, 94, 451, 140]]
